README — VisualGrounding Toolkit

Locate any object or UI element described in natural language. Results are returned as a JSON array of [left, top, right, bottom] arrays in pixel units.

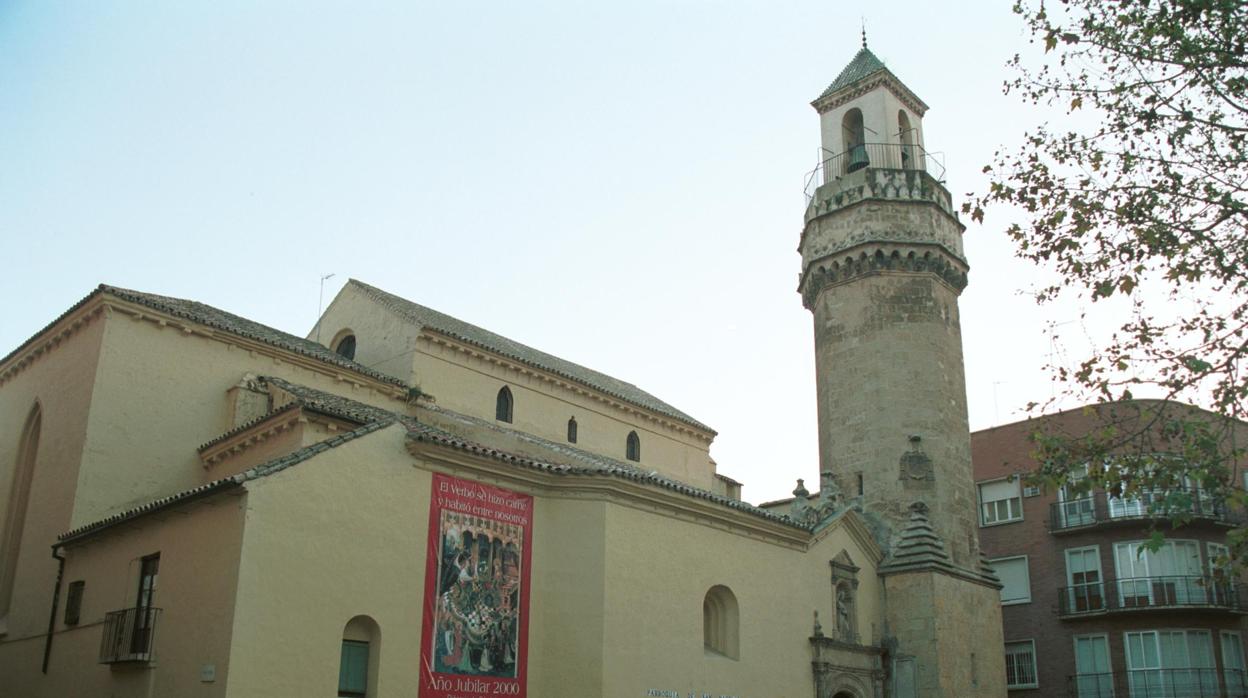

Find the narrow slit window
[[567, 417, 578, 443], [626, 431, 640, 462], [495, 387, 513, 423]]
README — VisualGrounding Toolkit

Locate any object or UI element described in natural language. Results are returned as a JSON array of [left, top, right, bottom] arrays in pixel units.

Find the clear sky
[[0, 1, 1114, 503]]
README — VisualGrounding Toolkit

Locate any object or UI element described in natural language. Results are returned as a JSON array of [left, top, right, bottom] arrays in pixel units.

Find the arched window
[[897, 110, 915, 170], [338, 615, 380, 698], [625, 431, 640, 462], [567, 417, 578, 444], [495, 387, 513, 423], [334, 334, 357, 361], [703, 585, 739, 659], [1, 404, 40, 623], [842, 108, 867, 173]]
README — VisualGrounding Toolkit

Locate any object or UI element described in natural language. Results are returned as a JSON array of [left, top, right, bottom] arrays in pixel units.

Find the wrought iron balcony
[[1057, 577, 1248, 618], [803, 142, 946, 202], [1049, 489, 1243, 533], [99, 606, 161, 664], [1067, 668, 1248, 697]]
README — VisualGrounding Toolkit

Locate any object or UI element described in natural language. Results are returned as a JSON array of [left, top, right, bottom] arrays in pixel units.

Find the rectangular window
[[1125, 630, 1216, 696], [1114, 540, 1203, 607], [990, 556, 1031, 605], [1022, 484, 1041, 497], [1064, 547, 1104, 613], [1225, 632, 1247, 696], [64, 580, 84, 626], [1005, 640, 1038, 689], [132, 554, 159, 655], [339, 640, 369, 697], [1057, 465, 1096, 528], [978, 479, 1022, 525], [1073, 635, 1112, 698]]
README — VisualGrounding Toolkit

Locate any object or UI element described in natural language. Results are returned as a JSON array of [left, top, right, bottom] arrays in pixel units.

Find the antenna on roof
[[315, 273, 336, 344]]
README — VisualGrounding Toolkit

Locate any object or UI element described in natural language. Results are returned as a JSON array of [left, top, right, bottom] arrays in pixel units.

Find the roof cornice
[[811, 70, 929, 117]]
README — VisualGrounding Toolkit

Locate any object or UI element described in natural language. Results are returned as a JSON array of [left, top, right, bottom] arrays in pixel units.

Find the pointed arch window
[[567, 417, 578, 444], [625, 431, 641, 462], [495, 387, 513, 423], [1, 404, 41, 624]]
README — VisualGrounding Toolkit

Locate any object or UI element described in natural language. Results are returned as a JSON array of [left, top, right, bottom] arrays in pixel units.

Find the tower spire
[[861, 19, 867, 48]]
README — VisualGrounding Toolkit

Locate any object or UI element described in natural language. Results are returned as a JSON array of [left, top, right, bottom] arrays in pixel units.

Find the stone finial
[[909, 500, 929, 517], [861, 19, 867, 48], [813, 609, 823, 638], [793, 478, 810, 498]]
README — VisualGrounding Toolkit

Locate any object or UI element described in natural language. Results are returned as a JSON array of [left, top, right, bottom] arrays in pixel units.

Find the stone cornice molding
[[0, 299, 107, 388], [417, 331, 714, 444], [811, 71, 929, 117], [197, 405, 359, 469], [800, 244, 969, 309]]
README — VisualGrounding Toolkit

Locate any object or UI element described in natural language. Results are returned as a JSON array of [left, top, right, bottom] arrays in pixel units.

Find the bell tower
[[800, 38, 973, 564], [798, 40, 1007, 696]]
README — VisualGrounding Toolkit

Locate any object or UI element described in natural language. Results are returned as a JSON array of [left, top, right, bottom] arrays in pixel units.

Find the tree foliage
[[972, 0, 1248, 560]]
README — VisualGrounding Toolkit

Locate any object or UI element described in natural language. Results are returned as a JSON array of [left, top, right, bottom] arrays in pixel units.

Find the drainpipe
[[42, 544, 64, 674]]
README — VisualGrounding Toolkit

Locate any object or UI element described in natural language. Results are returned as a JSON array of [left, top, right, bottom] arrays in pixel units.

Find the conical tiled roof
[[816, 47, 887, 100]]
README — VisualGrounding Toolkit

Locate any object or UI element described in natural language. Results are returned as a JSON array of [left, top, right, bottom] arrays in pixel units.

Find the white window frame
[[1057, 465, 1097, 528], [1064, 546, 1104, 614], [990, 555, 1032, 606], [978, 478, 1023, 526], [1124, 629, 1216, 696], [1113, 539, 1204, 607], [1072, 634, 1113, 698], [1222, 631, 1247, 696], [1005, 639, 1039, 689]]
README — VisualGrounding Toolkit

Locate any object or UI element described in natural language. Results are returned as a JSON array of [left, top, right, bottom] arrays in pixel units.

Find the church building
[[0, 44, 1007, 697]]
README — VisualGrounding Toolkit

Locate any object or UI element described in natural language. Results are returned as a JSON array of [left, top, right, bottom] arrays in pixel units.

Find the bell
[[846, 144, 869, 173]]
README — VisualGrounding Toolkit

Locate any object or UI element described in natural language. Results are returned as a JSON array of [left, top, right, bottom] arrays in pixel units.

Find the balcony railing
[[99, 606, 161, 664], [1050, 489, 1243, 532], [803, 142, 946, 202], [1058, 576, 1248, 617], [1068, 668, 1248, 697]]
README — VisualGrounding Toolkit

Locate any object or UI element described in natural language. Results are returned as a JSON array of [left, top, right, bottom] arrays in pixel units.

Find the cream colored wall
[[412, 340, 716, 489], [223, 425, 426, 697], [599, 504, 882, 698], [309, 286, 423, 381], [0, 308, 106, 643], [0, 492, 245, 698], [71, 303, 405, 527]]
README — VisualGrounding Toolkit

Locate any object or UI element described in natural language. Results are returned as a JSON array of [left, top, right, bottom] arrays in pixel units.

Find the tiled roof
[[346, 280, 713, 434], [101, 285, 407, 387], [60, 380, 788, 546], [817, 47, 888, 99], [58, 420, 395, 545], [407, 405, 803, 530], [2, 284, 408, 388]]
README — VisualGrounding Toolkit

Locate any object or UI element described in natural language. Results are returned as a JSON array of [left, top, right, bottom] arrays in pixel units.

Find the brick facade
[[974, 404, 1248, 697]]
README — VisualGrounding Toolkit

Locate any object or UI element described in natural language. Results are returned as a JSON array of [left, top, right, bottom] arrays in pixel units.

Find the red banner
[[420, 474, 533, 698]]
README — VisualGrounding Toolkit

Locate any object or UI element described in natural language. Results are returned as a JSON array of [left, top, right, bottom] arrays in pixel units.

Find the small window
[[990, 556, 1031, 605], [334, 334, 357, 361], [856, 472, 864, 496], [625, 431, 640, 462], [338, 640, 369, 697], [64, 580, 85, 626], [495, 387, 513, 423], [978, 478, 1022, 525], [703, 585, 739, 659], [1005, 640, 1038, 689], [1022, 484, 1041, 497], [567, 417, 578, 444]]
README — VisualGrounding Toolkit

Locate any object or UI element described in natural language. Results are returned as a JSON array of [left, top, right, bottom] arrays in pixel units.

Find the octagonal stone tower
[[799, 43, 1006, 696], [799, 43, 975, 566]]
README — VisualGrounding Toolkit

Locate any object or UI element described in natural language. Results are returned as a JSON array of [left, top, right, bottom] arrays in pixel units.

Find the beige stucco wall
[[71, 301, 405, 527], [412, 339, 715, 489], [0, 307, 107, 643], [600, 504, 883, 698], [1, 491, 245, 697], [309, 284, 423, 381]]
